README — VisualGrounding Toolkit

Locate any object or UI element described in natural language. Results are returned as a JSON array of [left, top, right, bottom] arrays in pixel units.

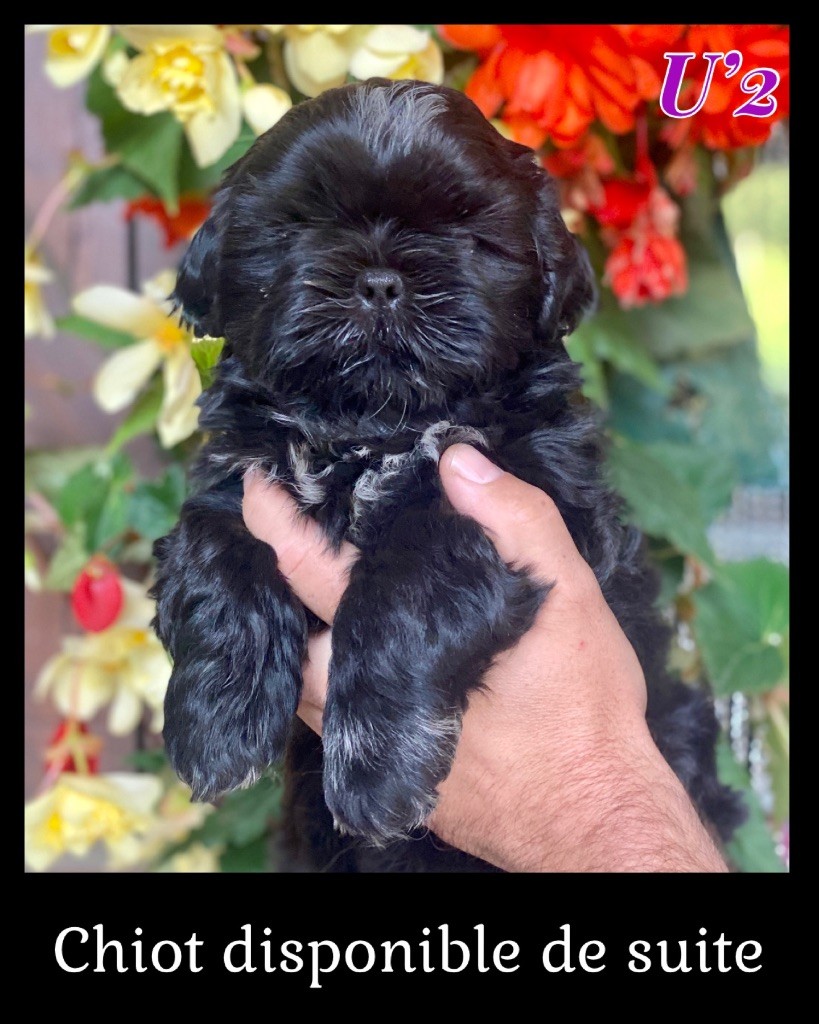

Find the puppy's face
[[175, 80, 593, 416]]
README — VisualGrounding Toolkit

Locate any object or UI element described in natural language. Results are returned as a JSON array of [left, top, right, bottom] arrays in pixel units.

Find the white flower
[[28, 25, 111, 88], [349, 25, 443, 85], [242, 83, 292, 136], [36, 579, 170, 735], [108, 25, 241, 167], [281, 25, 371, 97], [73, 269, 202, 448], [25, 772, 163, 871], [157, 842, 222, 872], [24, 246, 55, 339]]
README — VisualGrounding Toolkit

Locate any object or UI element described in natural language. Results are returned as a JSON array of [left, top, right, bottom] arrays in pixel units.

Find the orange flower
[[662, 24, 789, 150], [614, 25, 686, 100], [437, 25, 501, 52], [442, 24, 667, 148], [125, 195, 211, 248]]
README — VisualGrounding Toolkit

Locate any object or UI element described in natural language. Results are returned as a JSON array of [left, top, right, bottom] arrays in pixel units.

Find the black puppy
[[152, 78, 743, 871]]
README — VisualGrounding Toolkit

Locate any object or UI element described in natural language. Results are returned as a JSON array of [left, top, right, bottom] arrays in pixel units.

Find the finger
[[296, 630, 332, 736], [301, 629, 331, 710], [243, 472, 359, 623], [438, 445, 588, 582]]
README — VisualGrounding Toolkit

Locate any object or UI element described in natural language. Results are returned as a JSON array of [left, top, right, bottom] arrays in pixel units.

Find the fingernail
[[448, 445, 504, 484]]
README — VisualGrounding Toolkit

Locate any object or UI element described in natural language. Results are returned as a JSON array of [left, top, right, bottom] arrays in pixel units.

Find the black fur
[[151, 79, 744, 870]]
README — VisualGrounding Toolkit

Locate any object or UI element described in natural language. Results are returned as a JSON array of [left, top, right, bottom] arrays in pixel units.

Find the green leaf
[[57, 453, 134, 552], [55, 314, 135, 349], [69, 164, 151, 208], [692, 559, 789, 695], [220, 836, 269, 873], [95, 483, 132, 548], [190, 336, 225, 388], [569, 306, 668, 398], [636, 441, 737, 523], [607, 340, 785, 488], [25, 446, 107, 504], [86, 65, 184, 210], [717, 739, 785, 872], [565, 329, 607, 406], [107, 378, 164, 453], [194, 776, 282, 848], [607, 435, 715, 563], [127, 465, 186, 541], [679, 341, 785, 487], [177, 130, 255, 195], [43, 523, 89, 591], [125, 748, 169, 773], [117, 114, 184, 211]]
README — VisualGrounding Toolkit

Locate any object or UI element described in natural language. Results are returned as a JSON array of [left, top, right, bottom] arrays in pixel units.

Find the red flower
[[662, 25, 789, 150], [125, 195, 211, 248], [71, 556, 123, 633], [544, 134, 616, 215], [589, 178, 653, 229], [604, 188, 688, 308], [606, 232, 688, 308], [45, 720, 102, 775]]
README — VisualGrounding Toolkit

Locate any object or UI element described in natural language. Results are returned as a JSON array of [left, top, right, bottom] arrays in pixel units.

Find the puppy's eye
[[472, 235, 517, 260]]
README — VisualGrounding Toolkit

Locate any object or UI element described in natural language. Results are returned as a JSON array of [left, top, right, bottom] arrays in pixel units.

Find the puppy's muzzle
[[354, 268, 405, 309]]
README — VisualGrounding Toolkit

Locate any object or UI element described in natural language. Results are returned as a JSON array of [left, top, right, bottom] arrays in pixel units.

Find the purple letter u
[[659, 52, 724, 118]]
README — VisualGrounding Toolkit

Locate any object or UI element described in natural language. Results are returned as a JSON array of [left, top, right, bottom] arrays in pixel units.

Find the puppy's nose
[[355, 268, 404, 307]]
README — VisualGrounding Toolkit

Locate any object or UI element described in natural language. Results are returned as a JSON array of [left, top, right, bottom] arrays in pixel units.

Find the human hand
[[243, 445, 726, 872]]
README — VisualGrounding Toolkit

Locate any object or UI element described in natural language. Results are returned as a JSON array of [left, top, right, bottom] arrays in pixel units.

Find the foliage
[[25, 24, 789, 873]]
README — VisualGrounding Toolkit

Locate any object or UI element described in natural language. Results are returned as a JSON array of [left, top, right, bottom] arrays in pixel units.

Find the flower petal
[[115, 52, 174, 116], [44, 25, 110, 88], [107, 686, 143, 736], [117, 24, 223, 51], [349, 48, 406, 79], [72, 285, 165, 337], [283, 28, 360, 96], [184, 51, 242, 167], [158, 348, 201, 446], [242, 84, 292, 135], [363, 24, 430, 56], [93, 340, 163, 413]]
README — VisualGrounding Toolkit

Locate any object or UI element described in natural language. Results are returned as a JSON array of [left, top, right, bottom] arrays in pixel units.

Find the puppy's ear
[[172, 187, 231, 338], [533, 177, 597, 344]]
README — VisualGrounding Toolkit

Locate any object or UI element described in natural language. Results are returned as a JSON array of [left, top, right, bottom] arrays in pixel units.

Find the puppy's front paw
[[322, 698, 462, 845], [163, 649, 302, 803]]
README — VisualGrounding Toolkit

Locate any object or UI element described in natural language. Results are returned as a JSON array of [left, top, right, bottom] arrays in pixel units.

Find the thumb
[[438, 444, 584, 580]]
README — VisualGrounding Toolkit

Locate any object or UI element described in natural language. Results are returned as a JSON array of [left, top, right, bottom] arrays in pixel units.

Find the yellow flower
[[108, 25, 241, 167], [157, 843, 223, 873], [24, 246, 55, 339], [36, 579, 170, 736], [242, 83, 292, 136], [28, 25, 111, 87], [281, 25, 372, 97], [73, 269, 201, 448], [134, 782, 213, 865], [349, 25, 444, 85], [25, 772, 162, 871]]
